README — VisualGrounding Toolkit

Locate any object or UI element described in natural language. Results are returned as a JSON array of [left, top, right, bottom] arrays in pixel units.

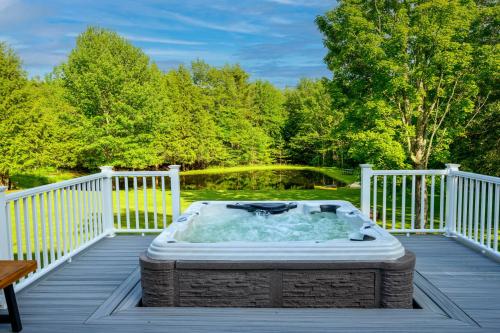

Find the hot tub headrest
[[226, 202, 297, 215], [319, 204, 341, 213]]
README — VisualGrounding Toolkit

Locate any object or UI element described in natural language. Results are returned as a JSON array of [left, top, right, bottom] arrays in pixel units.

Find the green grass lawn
[[10, 167, 84, 190]]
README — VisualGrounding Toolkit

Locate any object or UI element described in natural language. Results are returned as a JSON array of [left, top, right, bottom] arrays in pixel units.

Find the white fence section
[[0, 165, 180, 297], [1, 162, 498, 303], [110, 166, 181, 233], [448, 171, 500, 259], [360, 164, 500, 260]]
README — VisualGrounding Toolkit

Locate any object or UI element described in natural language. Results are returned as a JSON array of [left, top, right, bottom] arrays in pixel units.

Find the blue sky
[[0, 0, 337, 87]]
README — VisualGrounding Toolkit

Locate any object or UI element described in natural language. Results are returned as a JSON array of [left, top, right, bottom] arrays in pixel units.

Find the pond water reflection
[[180, 170, 346, 191]]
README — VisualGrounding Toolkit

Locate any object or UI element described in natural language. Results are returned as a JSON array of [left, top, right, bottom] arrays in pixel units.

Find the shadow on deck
[[1, 235, 499, 333]]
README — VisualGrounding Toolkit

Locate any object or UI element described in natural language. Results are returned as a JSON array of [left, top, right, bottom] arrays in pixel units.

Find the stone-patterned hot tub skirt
[[140, 251, 415, 308]]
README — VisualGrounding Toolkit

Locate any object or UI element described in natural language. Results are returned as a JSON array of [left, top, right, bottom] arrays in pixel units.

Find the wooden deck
[[1, 235, 499, 332]]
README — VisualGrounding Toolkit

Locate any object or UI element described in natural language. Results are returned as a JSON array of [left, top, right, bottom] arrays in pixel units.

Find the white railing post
[[0, 186, 8, 308], [99, 166, 115, 237], [169, 165, 181, 222], [0, 186, 9, 260], [360, 164, 373, 217], [445, 164, 460, 237]]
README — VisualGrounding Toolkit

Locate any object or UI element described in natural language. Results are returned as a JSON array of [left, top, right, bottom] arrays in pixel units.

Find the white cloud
[[122, 34, 205, 46], [161, 11, 261, 34], [266, 0, 329, 7]]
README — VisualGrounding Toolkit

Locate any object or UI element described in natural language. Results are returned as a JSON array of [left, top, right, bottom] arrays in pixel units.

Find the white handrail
[[451, 171, 500, 184], [371, 170, 448, 176], [5, 174, 104, 201]]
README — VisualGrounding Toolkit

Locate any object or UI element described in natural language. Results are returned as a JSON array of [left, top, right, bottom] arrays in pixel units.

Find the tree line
[[0, 0, 498, 187]]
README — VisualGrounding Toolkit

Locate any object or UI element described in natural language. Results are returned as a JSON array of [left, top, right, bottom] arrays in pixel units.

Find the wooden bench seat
[[0, 260, 37, 332]]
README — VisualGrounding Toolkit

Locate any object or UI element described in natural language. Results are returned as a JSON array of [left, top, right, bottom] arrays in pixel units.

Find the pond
[[180, 169, 346, 191]]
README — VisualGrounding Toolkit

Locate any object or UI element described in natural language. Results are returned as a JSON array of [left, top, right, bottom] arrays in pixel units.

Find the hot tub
[[140, 200, 415, 308]]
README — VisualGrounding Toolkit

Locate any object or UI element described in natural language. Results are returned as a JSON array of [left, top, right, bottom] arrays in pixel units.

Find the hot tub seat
[[140, 250, 415, 308]]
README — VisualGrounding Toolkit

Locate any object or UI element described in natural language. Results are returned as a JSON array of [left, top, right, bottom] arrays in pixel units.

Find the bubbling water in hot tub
[[174, 204, 357, 243]]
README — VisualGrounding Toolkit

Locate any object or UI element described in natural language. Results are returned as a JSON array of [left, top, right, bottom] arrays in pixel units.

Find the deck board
[[0, 235, 498, 332]]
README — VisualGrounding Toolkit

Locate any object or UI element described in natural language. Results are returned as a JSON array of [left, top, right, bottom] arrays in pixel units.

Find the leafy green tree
[[0, 81, 82, 187], [449, 1, 499, 175], [156, 65, 225, 168], [191, 61, 274, 165], [284, 79, 339, 166], [317, 0, 499, 225], [317, 0, 494, 170], [57, 27, 162, 169], [0, 42, 27, 186], [249, 80, 287, 162]]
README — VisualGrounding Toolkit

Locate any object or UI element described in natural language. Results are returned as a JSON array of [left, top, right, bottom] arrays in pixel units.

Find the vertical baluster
[[98, 178, 104, 234], [420, 175, 425, 230], [77, 184, 83, 245], [66, 186, 73, 253], [92, 180, 98, 237], [143, 177, 149, 230], [152, 176, 158, 229], [382, 176, 387, 229], [372, 176, 377, 223], [31, 195, 40, 269], [462, 179, 469, 237], [468, 179, 474, 237], [474, 179, 480, 241], [47, 191, 55, 263], [14, 200, 22, 260], [89, 181, 95, 239], [494, 184, 499, 252], [411, 175, 416, 230], [72, 184, 82, 248], [23, 197, 31, 260], [5, 202, 13, 259], [392, 175, 397, 230], [60, 189, 67, 256], [401, 176, 406, 230], [39, 193, 48, 267], [161, 176, 166, 228], [439, 175, 445, 230], [54, 190, 62, 259], [87, 181, 92, 239], [82, 183, 89, 243], [115, 177, 121, 229], [125, 177, 130, 229], [456, 177, 462, 234], [134, 177, 139, 229], [486, 183, 493, 249], [480, 181, 486, 245], [430, 176, 435, 230]]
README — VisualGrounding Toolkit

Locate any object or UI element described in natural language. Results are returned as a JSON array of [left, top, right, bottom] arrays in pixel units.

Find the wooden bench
[[0, 261, 37, 332]]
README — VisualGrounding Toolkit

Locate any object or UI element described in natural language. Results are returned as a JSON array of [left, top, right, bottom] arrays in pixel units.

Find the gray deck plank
[[0, 235, 498, 333]]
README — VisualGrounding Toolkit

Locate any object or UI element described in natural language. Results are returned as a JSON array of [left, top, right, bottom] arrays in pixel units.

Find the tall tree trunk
[[412, 137, 429, 229]]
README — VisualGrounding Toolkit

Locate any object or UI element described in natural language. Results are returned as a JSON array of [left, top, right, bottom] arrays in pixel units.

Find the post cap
[[0, 186, 7, 193], [359, 164, 373, 168], [168, 165, 181, 170], [99, 166, 114, 172], [445, 163, 460, 171]]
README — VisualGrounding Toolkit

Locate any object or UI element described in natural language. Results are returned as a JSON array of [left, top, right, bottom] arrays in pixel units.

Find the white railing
[[0, 165, 181, 300], [1, 162, 498, 305], [448, 171, 499, 259], [110, 166, 180, 233], [360, 164, 500, 260]]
